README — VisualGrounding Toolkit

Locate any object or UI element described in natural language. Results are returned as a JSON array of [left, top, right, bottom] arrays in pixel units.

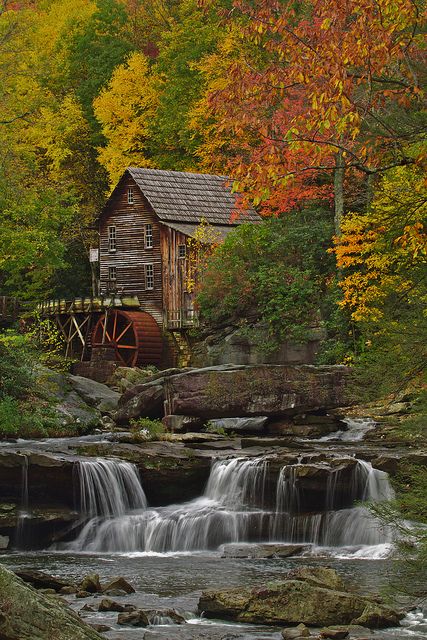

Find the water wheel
[[91, 310, 162, 367]]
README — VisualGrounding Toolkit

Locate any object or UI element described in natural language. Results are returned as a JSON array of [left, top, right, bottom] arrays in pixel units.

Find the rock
[[39, 588, 57, 595], [164, 365, 353, 419], [14, 569, 74, 592], [98, 598, 129, 613], [90, 624, 111, 633], [80, 574, 102, 593], [80, 604, 96, 612], [103, 588, 129, 597], [60, 586, 77, 595], [351, 603, 403, 628], [221, 543, 308, 559], [208, 417, 269, 434], [68, 375, 121, 413], [114, 383, 165, 424], [319, 628, 349, 639], [0, 534, 9, 549], [282, 624, 311, 638], [102, 576, 135, 594], [0, 564, 103, 639], [285, 567, 346, 592], [163, 414, 204, 432], [117, 610, 149, 626], [198, 566, 401, 628], [76, 591, 92, 599], [144, 608, 186, 624], [55, 390, 101, 431]]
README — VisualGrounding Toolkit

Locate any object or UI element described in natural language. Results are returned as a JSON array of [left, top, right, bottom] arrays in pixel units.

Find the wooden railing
[[165, 308, 199, 330], [0, 296, 19, 321], [36, 295, 141, 316]]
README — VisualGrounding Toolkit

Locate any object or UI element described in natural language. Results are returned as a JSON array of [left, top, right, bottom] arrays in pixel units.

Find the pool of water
[[1, 550, 426, 640]]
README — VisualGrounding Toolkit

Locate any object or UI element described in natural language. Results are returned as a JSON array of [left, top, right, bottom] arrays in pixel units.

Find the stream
[[1, 417, 426, 639]]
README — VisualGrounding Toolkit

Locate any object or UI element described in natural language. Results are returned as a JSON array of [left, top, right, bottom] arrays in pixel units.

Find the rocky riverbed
[[0, 364, 426, 639]]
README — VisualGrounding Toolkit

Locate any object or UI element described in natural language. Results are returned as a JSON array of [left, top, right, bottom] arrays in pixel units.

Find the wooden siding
[[99, 176, 163, 323], [160, 225, 196, 327]]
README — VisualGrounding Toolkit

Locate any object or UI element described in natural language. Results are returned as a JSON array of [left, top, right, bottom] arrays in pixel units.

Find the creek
[[0, 417, 426, 640]]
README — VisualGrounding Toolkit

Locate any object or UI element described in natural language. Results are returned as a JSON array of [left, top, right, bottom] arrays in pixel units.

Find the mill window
[[127, 187, 134, 204], [108, 226, 116, 252], [145, 264, 154, 290], [178, 244, 186, 259], [145, 224, 153, 249], [108, 266, 117, 281]]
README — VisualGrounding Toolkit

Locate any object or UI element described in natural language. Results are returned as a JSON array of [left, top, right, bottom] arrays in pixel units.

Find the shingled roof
[[124, 167, 261, 225]]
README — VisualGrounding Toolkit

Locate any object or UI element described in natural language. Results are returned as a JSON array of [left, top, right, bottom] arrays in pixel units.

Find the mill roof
[[117, 167, 261, 226]]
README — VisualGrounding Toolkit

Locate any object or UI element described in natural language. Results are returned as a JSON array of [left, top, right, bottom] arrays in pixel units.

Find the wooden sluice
[[36, 296, 142, 362]]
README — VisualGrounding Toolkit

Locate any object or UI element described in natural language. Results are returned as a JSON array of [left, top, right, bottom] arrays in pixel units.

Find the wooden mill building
[[99, 167, 260, 328], [38, 167, 260, 371]]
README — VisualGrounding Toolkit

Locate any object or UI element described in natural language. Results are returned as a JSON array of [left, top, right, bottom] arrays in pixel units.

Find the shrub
[[197, 209, 340, 350]]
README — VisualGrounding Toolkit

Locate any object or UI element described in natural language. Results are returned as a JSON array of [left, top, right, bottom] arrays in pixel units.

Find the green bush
[[129, 417, 165, 440], [197, 209, 344, 351]]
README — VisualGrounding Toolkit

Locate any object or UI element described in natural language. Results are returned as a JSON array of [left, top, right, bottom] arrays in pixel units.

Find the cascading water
[[66, 455, 395, 556]]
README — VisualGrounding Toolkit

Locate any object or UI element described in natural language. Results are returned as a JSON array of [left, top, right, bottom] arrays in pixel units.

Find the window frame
[[108, 225, 117, 252], [145, 223, 153, 249], [127, 187, 134, 204], [178, 244, 186, 259], [108, 266, 117, 281], [145, 263, 154, 290]]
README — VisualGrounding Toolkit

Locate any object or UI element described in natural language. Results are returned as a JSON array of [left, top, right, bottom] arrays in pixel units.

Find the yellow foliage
[[334, 164, 427, 322], [93, 52, 159, 186], [186, 219, 222, 293]]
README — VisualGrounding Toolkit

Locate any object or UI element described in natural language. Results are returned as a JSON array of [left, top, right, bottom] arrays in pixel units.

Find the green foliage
[[0, 329, 71, 439], [64, 0, 134, 136], [197, 209, 335, 349], [150, 0, 223, 169], [129, 417, 165, 440]]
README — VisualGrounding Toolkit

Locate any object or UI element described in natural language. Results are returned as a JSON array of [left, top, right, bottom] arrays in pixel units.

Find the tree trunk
[[334, 150, 345, 236]]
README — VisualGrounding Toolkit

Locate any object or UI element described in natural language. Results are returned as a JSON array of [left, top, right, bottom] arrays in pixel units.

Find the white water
[[65, 455, 395, 556], [314, 417, 376, 442]]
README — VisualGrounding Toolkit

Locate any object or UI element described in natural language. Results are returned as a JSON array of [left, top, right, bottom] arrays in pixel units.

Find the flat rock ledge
[[198, 566, 403, 628], [0, 564, 102, 640]]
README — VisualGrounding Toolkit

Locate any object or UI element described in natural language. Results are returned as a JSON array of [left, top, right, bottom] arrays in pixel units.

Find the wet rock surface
[[198, 567, 403, 628], [0, 564, 102, 640]]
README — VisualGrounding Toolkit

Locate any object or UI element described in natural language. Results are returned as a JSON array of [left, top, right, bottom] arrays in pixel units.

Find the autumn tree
[[93, 51, 159, 185], [197, 0, 425, 229]]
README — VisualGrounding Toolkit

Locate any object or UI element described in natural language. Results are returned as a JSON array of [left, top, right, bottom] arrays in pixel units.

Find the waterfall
[[76, 458, 147, 517], [15, 455, 30, 549], [66, 456, 395, 555]]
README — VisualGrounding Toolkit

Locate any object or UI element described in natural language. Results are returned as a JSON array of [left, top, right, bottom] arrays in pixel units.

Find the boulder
[[0, 564, 102, 639], [98, 598, 132, 613], [117, 610, 149, 626], [80, 574, 102, 593], [68, 375, 121, 413], [198, 566, 402, 628], [143, 609, 186, 624], [162, 414, 204, 432], [0, 534, 9, 549], [319, 628, 349, 639], [101, 576, 135, 594], [164, 365, 353, 419], [14, 569, 74, 592], [208, 417, 269, 434], [114, 383, 164, 424], [351, 603, 403, 628], [282, 624, 311, 639], [221, 543, 308, 559]]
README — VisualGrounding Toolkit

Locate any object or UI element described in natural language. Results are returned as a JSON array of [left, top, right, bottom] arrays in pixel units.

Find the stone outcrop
[[198, 566, 402, 628], [221, 543, 308, 559], [0, 565, 103, 639], [68, 375, 120, 413], [164, 365, 353, 419]]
